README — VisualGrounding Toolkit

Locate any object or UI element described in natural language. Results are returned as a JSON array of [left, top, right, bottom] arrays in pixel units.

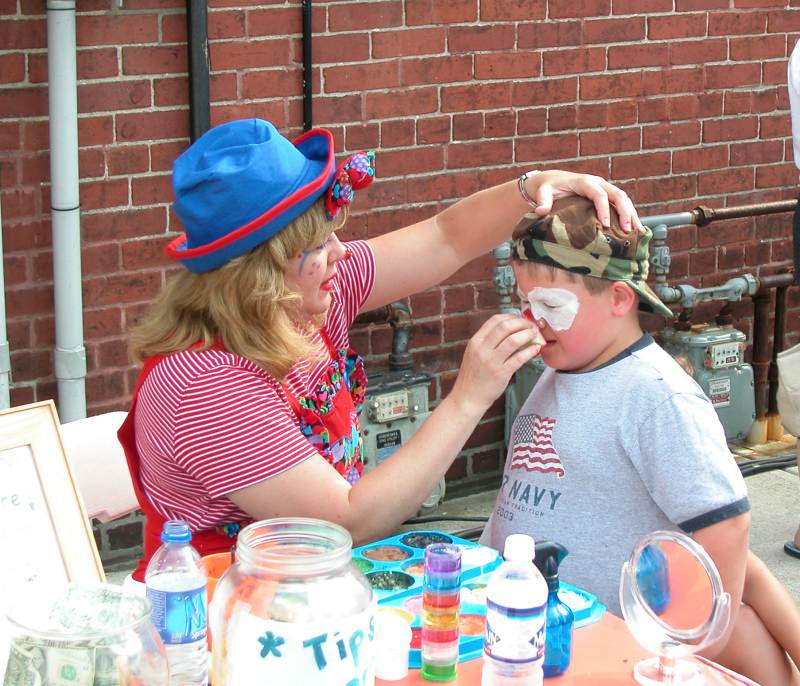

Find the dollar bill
[[3, 640, 94, 686]]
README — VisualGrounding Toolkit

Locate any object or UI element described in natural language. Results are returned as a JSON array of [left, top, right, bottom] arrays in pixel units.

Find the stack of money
[[3, 584, 153, 686]]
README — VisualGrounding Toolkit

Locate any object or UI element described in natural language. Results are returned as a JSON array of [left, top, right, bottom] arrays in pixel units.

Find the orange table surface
[[378, 613, 753, 685]]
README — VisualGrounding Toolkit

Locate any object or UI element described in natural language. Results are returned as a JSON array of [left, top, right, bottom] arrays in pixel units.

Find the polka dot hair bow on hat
[[325, 150, 376, 221]]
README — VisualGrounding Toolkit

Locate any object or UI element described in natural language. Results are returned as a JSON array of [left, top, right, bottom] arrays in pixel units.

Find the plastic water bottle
[[145, 520, 208, 686], [481, 534, 548, 686]]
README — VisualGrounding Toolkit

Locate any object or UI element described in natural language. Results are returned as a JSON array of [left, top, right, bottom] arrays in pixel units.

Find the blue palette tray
[[353, 531, 606, 669], [352, 530, 503, 602]]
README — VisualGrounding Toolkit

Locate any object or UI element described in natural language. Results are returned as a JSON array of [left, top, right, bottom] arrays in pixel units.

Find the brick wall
[[2, 0, 800, 562]]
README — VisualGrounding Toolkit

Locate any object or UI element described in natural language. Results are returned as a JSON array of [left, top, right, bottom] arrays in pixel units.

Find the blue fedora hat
[[166, 119, 335, 273]]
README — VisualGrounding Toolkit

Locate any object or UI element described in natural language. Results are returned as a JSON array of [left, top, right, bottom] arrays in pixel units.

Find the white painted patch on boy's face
[[520, 287, 580, 331]]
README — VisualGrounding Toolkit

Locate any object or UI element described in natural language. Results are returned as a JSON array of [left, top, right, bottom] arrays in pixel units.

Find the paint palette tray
[[352, 530, 503, 602], [354, 531, 606, 669]]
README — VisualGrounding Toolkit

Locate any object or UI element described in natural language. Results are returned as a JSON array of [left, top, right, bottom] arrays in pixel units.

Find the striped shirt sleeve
[[172, 364, 319, 498]]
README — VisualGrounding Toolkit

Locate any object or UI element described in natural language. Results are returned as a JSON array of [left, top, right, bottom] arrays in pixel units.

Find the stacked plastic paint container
[[421, 543, 462, 681]]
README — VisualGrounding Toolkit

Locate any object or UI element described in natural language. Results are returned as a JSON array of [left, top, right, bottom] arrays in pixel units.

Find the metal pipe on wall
[[187, 0, 210, 141], [47, 0, 87, 422], [302, 0, 313, 131], [0, 195, 11, 409]]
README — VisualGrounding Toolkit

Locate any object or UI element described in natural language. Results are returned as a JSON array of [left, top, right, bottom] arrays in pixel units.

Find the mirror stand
[[620, 530, 731, 686]]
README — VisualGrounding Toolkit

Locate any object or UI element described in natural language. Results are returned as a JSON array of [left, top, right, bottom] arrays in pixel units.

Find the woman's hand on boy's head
[[526, 170, 644, 234]]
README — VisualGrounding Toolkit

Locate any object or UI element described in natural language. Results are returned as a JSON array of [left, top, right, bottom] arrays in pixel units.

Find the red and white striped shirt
[[135, 240, 376, 530]]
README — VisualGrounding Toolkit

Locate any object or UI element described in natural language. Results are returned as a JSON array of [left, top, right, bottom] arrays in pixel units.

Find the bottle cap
[[161, 520, 192, 543], [374, 611, 412, 681], [503, 533, 535, 562]]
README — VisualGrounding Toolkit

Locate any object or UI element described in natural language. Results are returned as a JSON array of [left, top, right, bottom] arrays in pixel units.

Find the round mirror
[[620, 530, 731, 686]]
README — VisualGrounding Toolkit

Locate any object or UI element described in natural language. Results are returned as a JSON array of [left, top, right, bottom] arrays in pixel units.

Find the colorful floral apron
[[118, 330, 367, 582]]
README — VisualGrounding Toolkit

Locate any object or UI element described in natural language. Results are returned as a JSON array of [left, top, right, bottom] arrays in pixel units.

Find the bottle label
[[484, 598, 546, 665], [216, 601, 376, 686], [146, 585, 207, 645]]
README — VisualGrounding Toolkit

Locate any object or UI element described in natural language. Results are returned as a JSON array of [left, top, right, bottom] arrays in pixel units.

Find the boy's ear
[[609, 281, 638, 316]]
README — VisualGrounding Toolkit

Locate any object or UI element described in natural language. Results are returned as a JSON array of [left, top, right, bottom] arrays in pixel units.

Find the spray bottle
[[534, 541, 573, 678]]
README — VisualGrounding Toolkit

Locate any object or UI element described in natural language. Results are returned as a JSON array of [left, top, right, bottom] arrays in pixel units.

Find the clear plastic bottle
[[145, 520, 208, 686], [481, 534, 548, 686]]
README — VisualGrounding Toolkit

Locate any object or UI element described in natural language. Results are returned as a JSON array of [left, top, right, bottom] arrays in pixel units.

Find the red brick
[[406, 0, 477, 26], [669, 92, 724, 120], [608, 43, 669, 69], [517, 108, 547, 135], [611, 152, 670, 180], [709, 10, 768, 34], [19, 153, 47, 186], [581, 127, 640, 155], [475, 52, 540, 79], [379, 120, 413, 149], [154, 77, 189, 107], [80, 178, 129, 210], [480, 0, 545, 20], [767, 9, 800, 32], [372, 27, 446, 58], [549, 0, 610, 18], [10, 349, 52, 383], [515, 133, 579, 163], [121, 237, 172, 271], [366, 88, 435, 118], [380, 146, 444, 176], [117, 110, 189, 143], [730, 34, 786, 61], [547, 105, 577, 132], [1, 188, 37, 220], [442, 82, 512, 113], [453, 113, 483, 141], [647, 12, 708, 39], [580, 101, 637, 128], [417, 116, 451, 144], [543, 47, 604, 76], [401, 55, 473, 87], [247, 7, 299, 36], [131, 173, 172, 206], [702, 116, 759, 142], [672, 145, 729, 173], [669, 38, 727, 66], [77, 15, 158, 46], [78, 80, 151, 114], [762, 59, 788, 86], [122, 45, 187, 76], [676, 0, 727, 8], [643, 121, 700, 149], [78, 115, 114, 147], [448, 24, 516, 54], [0, 85, 47, 118], [83, 271, 163, 307], [633, 173, 698, 204], [518, 20, 582, 49], [485, 111, 515, 138], [730, 140, 784, 166], [345, 123, 380, 151], [705, 62, 762, 89], [208, 37, 291, 70], [151, 140, 186, 173], [329, 2, 402, 31], [78, 149, 105, 179], [643, 66, 704, 95], [513, 77, 577, 106], [314, 33, 370, 64], [0, 53, 24, 83], [734, 0, 785, 6], [240, 68, 302, 99], [210, 73, 238, 103], [0, 18, 45, 49], [613, 0, 672, 11], [581, 71, 644, 100], [83, 207, 167, 243], [755, 163, 799, 188], [325, 61, 399, 93], [447, 140, 512, 169], [583, 16, 644, 43], [698, 167, 754, 195]]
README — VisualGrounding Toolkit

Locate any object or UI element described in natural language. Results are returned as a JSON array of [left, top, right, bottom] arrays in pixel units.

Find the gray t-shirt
[[481, 335, 749, 615]]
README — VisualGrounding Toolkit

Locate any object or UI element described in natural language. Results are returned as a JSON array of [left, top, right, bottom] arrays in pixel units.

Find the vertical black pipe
[[187, 0, 210, 142], [751, 291, 771, 420], [302, 0, 313, 131], [768, 285, 788, 415]]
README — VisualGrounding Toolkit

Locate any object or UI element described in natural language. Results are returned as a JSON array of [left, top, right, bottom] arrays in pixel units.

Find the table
[[378, 613, 756, 685]]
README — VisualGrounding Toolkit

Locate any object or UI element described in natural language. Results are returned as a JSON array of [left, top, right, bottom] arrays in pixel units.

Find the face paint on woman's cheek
[[525, 287, 580, 331]]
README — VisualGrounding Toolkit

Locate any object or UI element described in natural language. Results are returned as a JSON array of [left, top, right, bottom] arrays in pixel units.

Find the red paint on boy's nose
[[522, 309, 535, 323]]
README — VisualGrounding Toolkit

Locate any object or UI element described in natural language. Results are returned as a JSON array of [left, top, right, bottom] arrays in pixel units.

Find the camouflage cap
[[511, 195, 673, 319]]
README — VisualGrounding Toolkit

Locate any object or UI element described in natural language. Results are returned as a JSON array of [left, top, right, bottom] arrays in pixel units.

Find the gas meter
[[360, 368, 445, 511], [659, 325, 755, 441]]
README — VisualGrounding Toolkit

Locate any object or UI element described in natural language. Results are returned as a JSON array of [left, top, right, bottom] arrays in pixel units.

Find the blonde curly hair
[[130, 200, 341, 382]]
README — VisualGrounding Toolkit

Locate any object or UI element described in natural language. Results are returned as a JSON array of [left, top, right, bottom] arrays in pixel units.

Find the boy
[[481, 195, 799, 685]]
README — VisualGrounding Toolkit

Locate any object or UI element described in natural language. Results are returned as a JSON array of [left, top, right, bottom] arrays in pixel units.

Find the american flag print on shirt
[[509, 413, 565, 477]]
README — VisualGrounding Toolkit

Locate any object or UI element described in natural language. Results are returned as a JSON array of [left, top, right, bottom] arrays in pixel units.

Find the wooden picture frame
[[0, 400, 104, 598]]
